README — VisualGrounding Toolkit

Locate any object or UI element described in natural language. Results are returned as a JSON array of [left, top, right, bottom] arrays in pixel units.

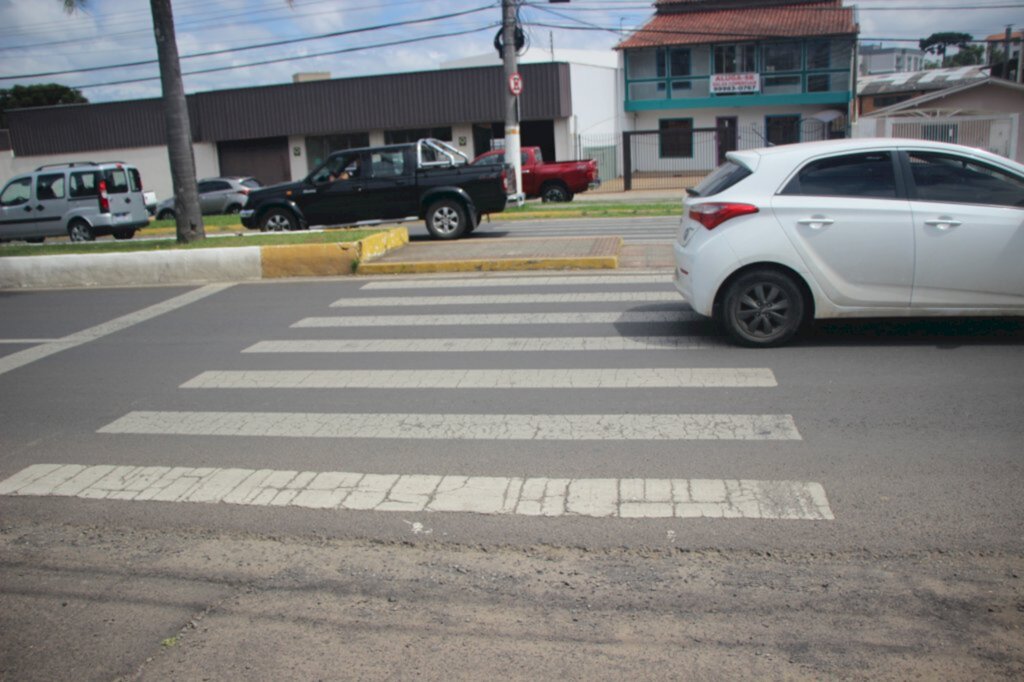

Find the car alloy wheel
[[721, 269, 805, 347]]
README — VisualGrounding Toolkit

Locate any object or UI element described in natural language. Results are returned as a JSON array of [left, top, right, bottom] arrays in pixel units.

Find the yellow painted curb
[[260, 227, 408, 278], [357, 255, 618, 275]]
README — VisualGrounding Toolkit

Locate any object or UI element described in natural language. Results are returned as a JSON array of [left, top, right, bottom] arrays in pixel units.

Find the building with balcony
[[616, 0, 858, 177]]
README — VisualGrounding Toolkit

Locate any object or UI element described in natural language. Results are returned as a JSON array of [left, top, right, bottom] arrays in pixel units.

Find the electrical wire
[[0, 5, 496, 81]]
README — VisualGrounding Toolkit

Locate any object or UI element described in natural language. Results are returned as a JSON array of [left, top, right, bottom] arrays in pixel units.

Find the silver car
[[155, 176, 260, 220], [0, 161, 150, 242]]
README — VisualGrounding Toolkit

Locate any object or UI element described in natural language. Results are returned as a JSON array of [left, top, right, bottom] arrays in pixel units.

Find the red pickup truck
[[471, 147, 600, 202]]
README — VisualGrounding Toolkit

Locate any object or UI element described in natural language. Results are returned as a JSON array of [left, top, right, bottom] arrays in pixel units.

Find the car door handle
[[924, 217, 962, 230], [797, 216, 834, 229]]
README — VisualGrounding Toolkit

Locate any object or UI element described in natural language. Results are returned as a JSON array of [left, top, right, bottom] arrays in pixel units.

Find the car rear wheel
[[157, 209, 175, 221], [541, 183, 572, 203], [719, 269, 805, 347], [260, 208, 297, 232], [67, 219, 95, 242], [425, 199, 467, 240], [226, 204, 242, 214]]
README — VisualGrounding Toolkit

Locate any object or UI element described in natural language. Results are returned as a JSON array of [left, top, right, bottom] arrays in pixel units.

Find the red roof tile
[[618, 1, 857, 50]]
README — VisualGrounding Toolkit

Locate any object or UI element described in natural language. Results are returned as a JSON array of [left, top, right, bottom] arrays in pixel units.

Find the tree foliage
[[0, 83, 87, 128], [944, 44, 985, 67], [919, 32, 974, 58]]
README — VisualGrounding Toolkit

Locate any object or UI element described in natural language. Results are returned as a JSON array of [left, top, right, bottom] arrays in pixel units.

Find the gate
[[622, 128, 722, 191]]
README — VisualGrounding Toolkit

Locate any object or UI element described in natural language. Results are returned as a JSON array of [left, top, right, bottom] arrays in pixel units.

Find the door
[[902, 150, 1024, 308], [298, 151, 371, 226], [0, 177, 34, 240], [770, 151, 915, 307], [218, 137, 290, 185], [361, 147, 419, 220], [716, 117, 737, 164], [31, 172, 69, 237]]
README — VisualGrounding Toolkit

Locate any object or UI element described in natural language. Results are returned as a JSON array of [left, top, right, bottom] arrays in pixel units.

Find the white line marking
[[330, 292, 680, 307], [0, 339, 61, 344], [0, 464, 833, 520], [0, 284, 233, 377], [181, 368, 777, 389], [294, 310, 700, 328], [360, 274, 670, 289], [98, 411, 802, 441], [243, 337, 721, 353]]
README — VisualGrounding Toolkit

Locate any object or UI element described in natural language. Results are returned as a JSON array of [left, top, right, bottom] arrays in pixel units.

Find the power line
[[0, 5, 495, 81], [72, 23, 499, 91]]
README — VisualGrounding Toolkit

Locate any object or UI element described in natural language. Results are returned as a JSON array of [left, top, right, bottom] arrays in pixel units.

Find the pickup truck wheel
[[67, 219, 95, 242], [425, 199, 467, 240], [541, 184, 572, 203], [260, 208, 297, 232]]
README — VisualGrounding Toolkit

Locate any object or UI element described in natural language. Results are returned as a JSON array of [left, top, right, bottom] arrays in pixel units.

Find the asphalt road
[[2, 269, 1023, 678]]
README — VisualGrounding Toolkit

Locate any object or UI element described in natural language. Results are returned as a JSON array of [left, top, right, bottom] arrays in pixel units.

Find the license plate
[[113, 213, 131, 224]]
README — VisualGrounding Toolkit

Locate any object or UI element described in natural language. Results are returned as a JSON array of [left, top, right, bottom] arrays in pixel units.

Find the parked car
[[0, 160, 150, 242], [471, 147, 599, 202], [241, 139, 509, 240], [673, 138, 1024, 347], [155, 176, 260, 220]]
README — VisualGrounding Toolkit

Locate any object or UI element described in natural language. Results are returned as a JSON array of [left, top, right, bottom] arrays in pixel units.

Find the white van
[[0, 161, 151, 243]]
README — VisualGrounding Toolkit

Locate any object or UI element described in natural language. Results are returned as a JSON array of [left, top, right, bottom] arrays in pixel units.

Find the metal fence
[[577, 118, 848, 192], [885, 115, 1017, 160]]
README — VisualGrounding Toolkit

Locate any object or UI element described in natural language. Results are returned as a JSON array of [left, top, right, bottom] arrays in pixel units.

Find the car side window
[[532, 149, 543, 164], [1, 178, 32, 206], [209, 181, 232, 191], [781, 152, 898, 199], [474, 154, 502, 166], [369, 150, 407, 178], [197, 181, 214, 193], [69, 171, 99, 198], [906, 152, 1024, 208], [36, 174, 66, 201]]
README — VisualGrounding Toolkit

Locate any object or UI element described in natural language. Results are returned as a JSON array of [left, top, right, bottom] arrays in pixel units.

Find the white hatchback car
[[673, 138, 1024, 347]]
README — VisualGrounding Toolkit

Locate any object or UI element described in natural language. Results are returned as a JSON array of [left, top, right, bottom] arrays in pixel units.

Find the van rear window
[[128, 168, 142, 192], [105, 169, 129, 194], [69, 171, 99, 198]]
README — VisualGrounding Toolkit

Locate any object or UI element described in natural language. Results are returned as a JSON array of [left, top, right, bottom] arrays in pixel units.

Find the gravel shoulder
[[2, 520, 1022, 680]]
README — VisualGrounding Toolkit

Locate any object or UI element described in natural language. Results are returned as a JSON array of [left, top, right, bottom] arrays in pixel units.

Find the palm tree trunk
[[150, 0, 204, 243]]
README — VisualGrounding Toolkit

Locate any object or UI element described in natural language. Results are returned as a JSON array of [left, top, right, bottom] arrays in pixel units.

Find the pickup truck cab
[[240, 139, 508, 240], [472, 146, 599, 202]]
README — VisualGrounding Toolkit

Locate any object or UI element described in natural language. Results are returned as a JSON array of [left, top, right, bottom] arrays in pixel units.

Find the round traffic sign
[[508, 72, 523, 96]]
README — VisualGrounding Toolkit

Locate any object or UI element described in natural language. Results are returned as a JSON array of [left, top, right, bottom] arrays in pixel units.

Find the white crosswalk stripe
[[0, 464, 833, 520], [98, 411, 802, 441], [181, 368, 778, 389], [330, 292, 680, 307], [360, 274, 670, 289], [243, 336, 721, 353], [294, 310, 700, 327]]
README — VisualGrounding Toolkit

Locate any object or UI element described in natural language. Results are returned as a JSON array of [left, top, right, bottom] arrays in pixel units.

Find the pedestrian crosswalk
[[0, 273, 832, 521]]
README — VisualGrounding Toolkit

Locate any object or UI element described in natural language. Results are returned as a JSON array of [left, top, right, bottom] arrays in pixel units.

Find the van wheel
[[719, 269, 805, 348], [113, 229, 136, 240], [260, 207, 297, 232], [67, 220, 95, 242], [425, 199, 467, 240], [541, 183, 572, 202]]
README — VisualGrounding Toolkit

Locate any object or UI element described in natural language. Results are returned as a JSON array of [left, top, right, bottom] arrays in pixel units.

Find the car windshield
[[689, 160, 752, 197]]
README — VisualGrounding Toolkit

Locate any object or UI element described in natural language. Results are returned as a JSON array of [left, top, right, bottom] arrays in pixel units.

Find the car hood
[[249, 180, 303, 199]]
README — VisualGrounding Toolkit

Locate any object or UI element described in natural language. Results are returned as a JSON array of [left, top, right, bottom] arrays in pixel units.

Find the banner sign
[[710, 73, 761, 94]]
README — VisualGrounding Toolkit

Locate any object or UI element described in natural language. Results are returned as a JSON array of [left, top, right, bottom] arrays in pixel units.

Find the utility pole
[[502, 0, 524, 204]]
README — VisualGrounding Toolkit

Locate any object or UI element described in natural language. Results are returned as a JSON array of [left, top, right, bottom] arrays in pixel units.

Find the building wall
[[1, 143, 219, 202]]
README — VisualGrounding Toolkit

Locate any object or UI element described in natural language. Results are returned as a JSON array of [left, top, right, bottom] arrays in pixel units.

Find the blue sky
[[0, 0, 1020, 103]]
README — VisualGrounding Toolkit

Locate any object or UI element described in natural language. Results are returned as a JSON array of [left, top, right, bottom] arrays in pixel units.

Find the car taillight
[[98, 179, 110, 214], [501, 168, 508, 193], [689, 202, 758, 230], [240, 187, 250, 195]]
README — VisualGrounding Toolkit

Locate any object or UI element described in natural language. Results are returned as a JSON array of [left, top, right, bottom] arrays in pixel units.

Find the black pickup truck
[[240, 139, 508, 240]]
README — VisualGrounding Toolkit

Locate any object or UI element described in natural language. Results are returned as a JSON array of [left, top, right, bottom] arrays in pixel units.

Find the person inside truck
[[328, 156, 361, 182]]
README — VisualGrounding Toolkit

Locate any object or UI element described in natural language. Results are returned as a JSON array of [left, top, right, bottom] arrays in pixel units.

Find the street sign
[[508, 72, 523, 96]]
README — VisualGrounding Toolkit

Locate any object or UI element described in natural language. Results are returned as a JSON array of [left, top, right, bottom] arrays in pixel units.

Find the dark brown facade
[[5, 63, 573, 157]]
